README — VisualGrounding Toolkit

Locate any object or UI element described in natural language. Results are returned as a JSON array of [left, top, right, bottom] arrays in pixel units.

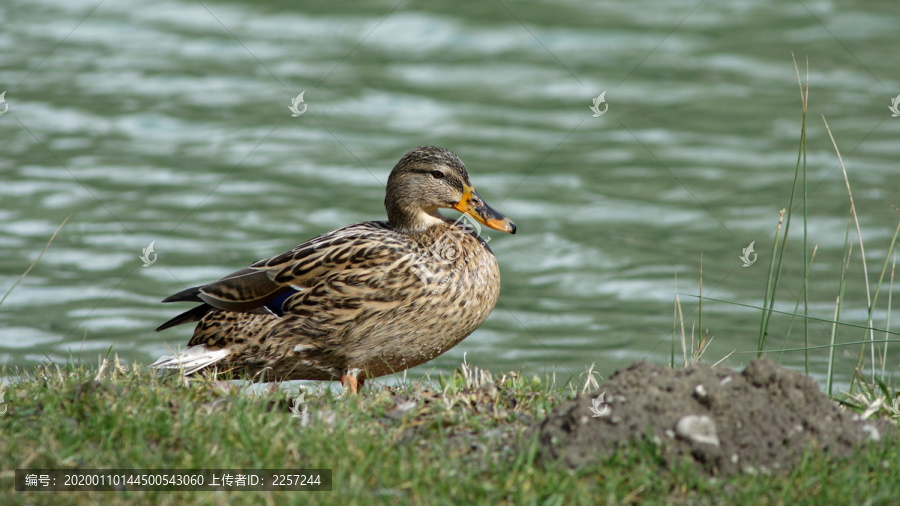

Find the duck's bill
[[452, 185, 517, 234]]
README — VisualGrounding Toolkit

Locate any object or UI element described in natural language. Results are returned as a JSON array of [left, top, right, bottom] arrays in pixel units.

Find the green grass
[[1, 359, 900, 505]]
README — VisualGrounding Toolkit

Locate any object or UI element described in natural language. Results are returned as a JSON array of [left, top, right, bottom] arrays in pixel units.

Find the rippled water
[[2, 0, 899, 387]]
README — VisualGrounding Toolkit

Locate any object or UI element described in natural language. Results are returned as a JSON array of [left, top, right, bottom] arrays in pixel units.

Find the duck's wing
[[156, 221, 405, 331]]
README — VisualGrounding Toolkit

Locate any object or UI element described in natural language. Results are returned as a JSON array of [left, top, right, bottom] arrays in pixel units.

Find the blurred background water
[[1, 0, 899, 389]]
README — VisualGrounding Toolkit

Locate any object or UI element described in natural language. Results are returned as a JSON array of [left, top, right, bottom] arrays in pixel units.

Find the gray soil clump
[[532, 359, 892, 475]]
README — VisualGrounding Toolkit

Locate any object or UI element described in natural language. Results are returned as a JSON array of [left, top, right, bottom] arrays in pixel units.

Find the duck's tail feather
[[150, 346, 231, 376], [155, 303, 214, 331], [161, 285, 203, 303]]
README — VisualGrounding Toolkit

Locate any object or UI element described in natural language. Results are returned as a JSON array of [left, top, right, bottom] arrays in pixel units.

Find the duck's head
[[385, 146, 517, 235]]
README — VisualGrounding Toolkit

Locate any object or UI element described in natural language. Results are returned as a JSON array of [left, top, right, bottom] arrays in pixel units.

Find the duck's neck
[[387, 204, 447, 235]]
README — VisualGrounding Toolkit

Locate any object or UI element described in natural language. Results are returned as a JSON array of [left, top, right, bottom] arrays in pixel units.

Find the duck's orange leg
[[340, 371, 364, 394]]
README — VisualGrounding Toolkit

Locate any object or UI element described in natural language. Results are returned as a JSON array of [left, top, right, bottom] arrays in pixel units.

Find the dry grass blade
[[791, 52, 808, 113], [580, 363, 601, 394], [822, 115, 875, 386], [677, 291, 687, 367], [0, 214, 71, 307], [827, 296, 840, 396]]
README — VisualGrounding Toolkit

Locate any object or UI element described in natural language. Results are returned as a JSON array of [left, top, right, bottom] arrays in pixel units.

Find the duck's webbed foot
[[341, 369, 364, 394]]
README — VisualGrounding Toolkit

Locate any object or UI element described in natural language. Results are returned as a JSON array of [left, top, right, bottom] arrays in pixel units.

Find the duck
[[151, 146, 516, 393]]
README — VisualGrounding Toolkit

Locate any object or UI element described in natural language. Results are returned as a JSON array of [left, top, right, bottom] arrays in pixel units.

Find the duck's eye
[[431, 170, 444, 179]]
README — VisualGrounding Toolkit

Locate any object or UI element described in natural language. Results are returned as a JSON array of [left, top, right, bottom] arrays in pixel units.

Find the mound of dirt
[[532, 359, 892, 475]]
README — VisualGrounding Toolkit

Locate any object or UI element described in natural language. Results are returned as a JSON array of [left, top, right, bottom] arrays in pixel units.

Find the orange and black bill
[[452, 185, 517, 234]]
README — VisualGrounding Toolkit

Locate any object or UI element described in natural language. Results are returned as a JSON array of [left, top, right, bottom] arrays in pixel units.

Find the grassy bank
[[1, 358, 899, 505]]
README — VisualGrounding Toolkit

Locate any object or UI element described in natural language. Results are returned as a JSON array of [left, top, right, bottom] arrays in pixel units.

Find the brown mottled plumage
[[151, 147, 516, 393]]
